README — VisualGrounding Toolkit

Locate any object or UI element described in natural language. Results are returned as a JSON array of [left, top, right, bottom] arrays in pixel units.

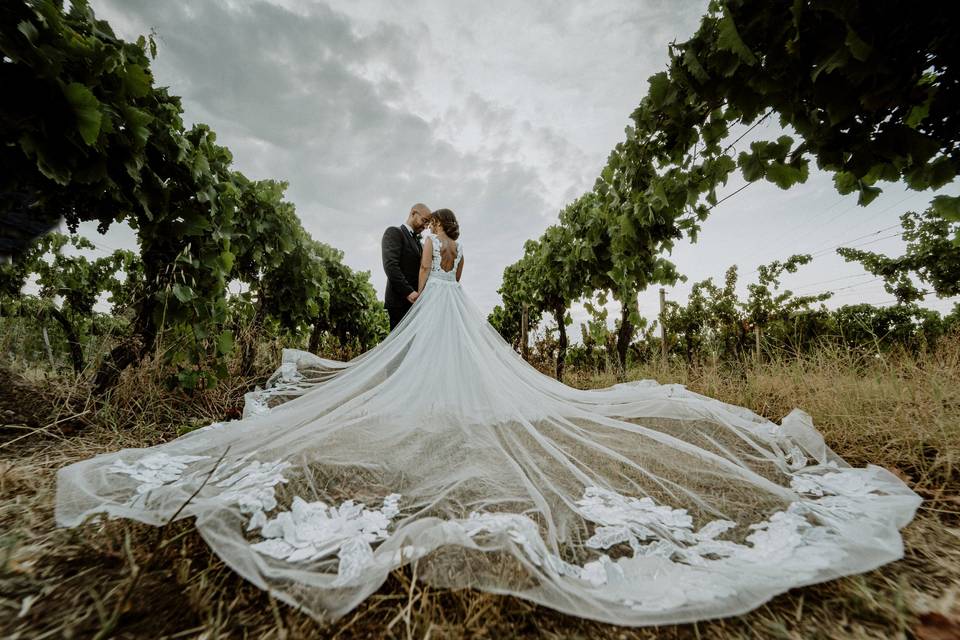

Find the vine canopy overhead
[[621, 0, 959, 234]]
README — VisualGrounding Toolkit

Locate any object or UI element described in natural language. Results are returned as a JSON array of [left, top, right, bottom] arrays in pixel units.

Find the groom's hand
[[407, 291, 419, 303]]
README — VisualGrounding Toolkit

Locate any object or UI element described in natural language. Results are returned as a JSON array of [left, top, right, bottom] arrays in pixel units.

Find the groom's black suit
[[381, 224, 422, 330]]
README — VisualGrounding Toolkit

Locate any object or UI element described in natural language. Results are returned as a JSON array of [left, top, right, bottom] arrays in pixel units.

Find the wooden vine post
[[41, 325, 55, 367], [659, 288, 667, 366], [521, 302, 529, 360]]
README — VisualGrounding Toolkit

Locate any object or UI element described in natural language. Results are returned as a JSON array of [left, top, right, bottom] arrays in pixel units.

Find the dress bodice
[[430, 236, 462, 282]]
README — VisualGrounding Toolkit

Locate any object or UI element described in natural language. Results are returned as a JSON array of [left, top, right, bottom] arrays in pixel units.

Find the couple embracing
[[380, 203, 464, 330]]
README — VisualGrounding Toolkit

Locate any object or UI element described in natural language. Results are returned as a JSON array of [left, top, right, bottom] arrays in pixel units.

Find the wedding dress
[[55, 235, 921, 626]]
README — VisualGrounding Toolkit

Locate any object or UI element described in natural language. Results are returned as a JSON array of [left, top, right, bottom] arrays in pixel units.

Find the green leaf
[[811, 47, 849, 83], [844, 26, 872, 62], [765, 163, 793, 189], [932, 195, 960, 222], [905, 102, 930, 129], [789, 0, 803, 34], [171, 283, 195, 303], [713, 154, 737, 176], [737, 149, 765, 182], [220, 249, 235, 272], [600, 164, 614, 184], [177, 370, 199, 390], [182, 213, 211, 236], [652, 181, 669, 208], [833, 171, 858, 195], [63, 83, 102, 146], [682, 48, 709, 83], [19, 134, 71, 185], [766, 162, 807, 189], [135, 190, 154, 221], [192, 323, 209, 340], [216, 330, 234, 355], [123, 64, 152, 98], [857, 183, 882, 206], [717, 8, 757, 65], [120, 105, 154, 150], [647, 72, 674, 110], [192, 152, 211, 180], [17, 20, 39, 44]]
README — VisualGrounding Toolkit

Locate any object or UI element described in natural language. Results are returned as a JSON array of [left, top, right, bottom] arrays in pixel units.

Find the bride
[[55, 208, 920, 626]]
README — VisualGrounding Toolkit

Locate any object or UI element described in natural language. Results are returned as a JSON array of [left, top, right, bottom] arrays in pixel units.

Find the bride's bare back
[[436, 236, 457, 272], [418, 209, 465, 292]]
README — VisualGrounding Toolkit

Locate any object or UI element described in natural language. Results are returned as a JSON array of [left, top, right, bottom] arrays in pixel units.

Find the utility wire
[[827, 190, 922, 243], [751, 194, 848, 256], [809, 231, 902, 258], [721, 110, 774, 155], [707, 181, 754, 211], [823, 277, 882, 292], [745, 225, 902, 276], [87, 239, 123, 253], [746, 190, 922, 270], [788, 272, 875, 290]]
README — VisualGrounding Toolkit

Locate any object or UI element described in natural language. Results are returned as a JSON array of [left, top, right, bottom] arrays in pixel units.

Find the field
[[1, 340, 958, 639]]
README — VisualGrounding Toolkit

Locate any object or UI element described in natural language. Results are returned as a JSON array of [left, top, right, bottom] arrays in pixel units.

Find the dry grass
[[1, 339, 959, 639]]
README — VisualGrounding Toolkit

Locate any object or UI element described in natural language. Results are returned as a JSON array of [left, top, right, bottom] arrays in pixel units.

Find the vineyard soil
[[1, 341, 958, 639]]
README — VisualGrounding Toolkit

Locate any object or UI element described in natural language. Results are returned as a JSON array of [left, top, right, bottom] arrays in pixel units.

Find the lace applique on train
[[103, 444, 905, 613]]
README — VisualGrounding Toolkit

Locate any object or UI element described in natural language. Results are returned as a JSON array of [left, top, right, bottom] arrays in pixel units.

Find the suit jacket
[[381, 225, 422, 309]]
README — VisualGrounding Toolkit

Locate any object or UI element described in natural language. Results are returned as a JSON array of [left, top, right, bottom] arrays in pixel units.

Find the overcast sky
[[83, 0, 959, 340]]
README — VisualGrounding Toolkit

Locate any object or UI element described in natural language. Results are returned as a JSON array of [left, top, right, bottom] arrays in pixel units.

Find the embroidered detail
[[460, 512, 583, 578], [243, 360, 312, 418], [209, 455, 293, 529], [107, 451, 290, 528], [459, 467, 908, 611], [107, 448, 914, 616], [107, 453, 211, 496], [250, 493, 403, 585]]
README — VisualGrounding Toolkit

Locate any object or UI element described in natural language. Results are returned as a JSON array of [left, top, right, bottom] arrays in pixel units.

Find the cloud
[[91, 0, 586, 312], [87, 0, 955, 338]]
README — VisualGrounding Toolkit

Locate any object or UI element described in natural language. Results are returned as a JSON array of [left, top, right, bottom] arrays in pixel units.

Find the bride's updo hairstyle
[[430, 208, 460, 240]]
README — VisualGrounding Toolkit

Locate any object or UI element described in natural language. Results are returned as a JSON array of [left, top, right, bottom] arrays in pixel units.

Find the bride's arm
[[456, 253, 464, 282], [417, 237, 432, 294]]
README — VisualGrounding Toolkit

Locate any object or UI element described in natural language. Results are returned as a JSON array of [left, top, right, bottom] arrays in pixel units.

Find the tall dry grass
[[567, 339, 959, 495], [1, 337, 958, 638]]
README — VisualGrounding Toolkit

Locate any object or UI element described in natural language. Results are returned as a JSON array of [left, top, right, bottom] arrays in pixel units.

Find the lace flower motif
[[106, 451, 290, 527], [790, 467, 876, 498], [243, 362, 306, 418], [576, 486, 739, 565], [209, 455, 292, 528], [463, 466, 906, 611], [462, 512, 583, 579], [107, 453, 211, 495], [250, 493, 402, 585]]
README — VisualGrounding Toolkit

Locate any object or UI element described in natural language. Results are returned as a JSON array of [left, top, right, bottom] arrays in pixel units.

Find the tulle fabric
[[55, 246, 921, 626]]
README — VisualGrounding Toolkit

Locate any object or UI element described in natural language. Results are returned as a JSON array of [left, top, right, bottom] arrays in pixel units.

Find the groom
[[381, 203, 431, 330]]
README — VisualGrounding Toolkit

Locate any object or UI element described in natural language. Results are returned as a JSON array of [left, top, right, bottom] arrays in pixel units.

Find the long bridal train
[[55, 274, 921, 626]]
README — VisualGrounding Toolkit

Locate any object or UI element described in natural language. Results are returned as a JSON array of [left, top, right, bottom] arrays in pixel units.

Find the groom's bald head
[[407, 203, 431, 233]]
